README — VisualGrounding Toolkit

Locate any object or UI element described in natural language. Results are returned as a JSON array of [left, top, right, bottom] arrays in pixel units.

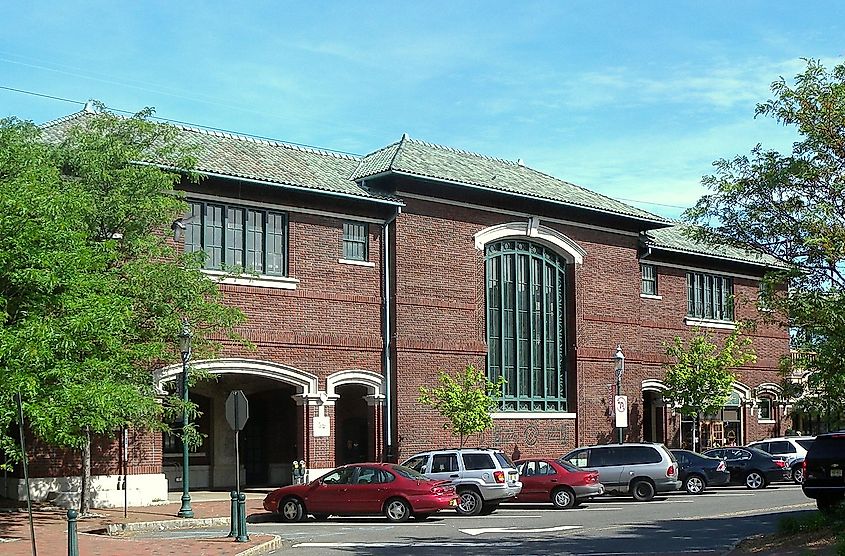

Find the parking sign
[[614, 395, 628, 428]]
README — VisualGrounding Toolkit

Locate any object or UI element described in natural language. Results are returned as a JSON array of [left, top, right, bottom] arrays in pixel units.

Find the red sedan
[[513, 458, 604, 509], [263, 463, 459, 523]]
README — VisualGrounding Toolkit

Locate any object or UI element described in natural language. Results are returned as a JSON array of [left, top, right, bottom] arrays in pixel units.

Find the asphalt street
[[248, 482, 814, 556]]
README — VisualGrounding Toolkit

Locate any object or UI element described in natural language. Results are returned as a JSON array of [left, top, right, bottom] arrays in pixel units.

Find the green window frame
[[342, 221, 368, 261], [485, 240, 567, 412], [641, 263, 657, 295], [686, 271, 733, 321], [185, 200, 287, 276]]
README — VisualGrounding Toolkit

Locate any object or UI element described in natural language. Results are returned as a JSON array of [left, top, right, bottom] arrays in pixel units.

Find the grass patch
[[778, 505, 845, 556]]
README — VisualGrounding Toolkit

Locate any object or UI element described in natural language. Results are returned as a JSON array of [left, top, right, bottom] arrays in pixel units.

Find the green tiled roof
[[643, 225, 784, 268], [353, 135, 668, 223], [40, 110, 401, 204]]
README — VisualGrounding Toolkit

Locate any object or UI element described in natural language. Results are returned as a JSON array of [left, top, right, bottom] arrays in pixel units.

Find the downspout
[[381, 205, 401, 461]]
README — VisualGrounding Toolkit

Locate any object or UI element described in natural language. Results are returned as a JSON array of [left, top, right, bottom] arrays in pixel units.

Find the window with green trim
[[485, 240, 568, 412], [686, 271, 733, 320], [342, 221, 368, 261], [185, 200, 287, 276]]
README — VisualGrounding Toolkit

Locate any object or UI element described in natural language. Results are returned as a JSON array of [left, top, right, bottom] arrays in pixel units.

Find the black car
[[670, 449, 731, 494], [703, 447, 789, 489], [802, 432, 845, 513]]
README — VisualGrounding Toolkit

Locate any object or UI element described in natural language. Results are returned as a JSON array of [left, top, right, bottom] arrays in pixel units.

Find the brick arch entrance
[[154, 359, 318, 489]]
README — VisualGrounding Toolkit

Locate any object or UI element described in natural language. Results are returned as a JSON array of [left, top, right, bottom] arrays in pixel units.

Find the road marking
[[460, 524, 582, 536], [438, 514, 543, 519], [293, 541, 524, 548]]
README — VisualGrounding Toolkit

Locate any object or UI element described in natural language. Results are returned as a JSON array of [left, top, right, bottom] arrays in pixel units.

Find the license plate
[[831, 469, 843, 478]]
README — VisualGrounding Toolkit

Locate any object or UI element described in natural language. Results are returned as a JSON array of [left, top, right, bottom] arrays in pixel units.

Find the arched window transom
[[485, 240, 568, 412]]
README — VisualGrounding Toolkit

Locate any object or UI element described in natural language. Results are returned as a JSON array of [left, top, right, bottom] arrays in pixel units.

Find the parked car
[[401, 448, 522, 516], [560, 443, 680, 501], [801, 431, 845, 513], [670, 449, 731, 494], [262, 463, 459, 523], [511, 458, 604, 509], [747, 436, 815, 484], [703, 447, 789, 489]]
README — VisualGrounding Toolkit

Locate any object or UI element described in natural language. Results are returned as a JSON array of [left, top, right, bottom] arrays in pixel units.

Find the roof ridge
[[405, 136, 520, 166]]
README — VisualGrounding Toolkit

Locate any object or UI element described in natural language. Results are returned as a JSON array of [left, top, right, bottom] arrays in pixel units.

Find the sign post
[[225, 390, 250, 541]]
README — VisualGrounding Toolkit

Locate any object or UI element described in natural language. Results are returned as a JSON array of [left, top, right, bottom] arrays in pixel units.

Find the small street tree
[[662, 328, 756, 452], [0, 106, 244, 513], [418, 364, 504, 448]]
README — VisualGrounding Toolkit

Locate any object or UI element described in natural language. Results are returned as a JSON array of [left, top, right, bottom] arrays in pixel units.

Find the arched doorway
[[154, 359, 317, 489], [335, 384, 370, 465], [642, 390, 665, 443]]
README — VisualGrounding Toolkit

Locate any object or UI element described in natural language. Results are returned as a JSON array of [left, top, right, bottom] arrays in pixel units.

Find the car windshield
[[391, 464, 429, 481], [556, 459, 581, 472], [796, 439, 815, 450], [495, 452, 516, 469]]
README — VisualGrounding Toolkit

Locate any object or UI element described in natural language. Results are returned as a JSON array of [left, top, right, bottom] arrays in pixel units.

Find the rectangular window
[[686, 271, 734, 320], [342, 221, 368, 261], [758, 398, 772, 420], [641, 264, 657, 295], [185, 199, 286, 276]]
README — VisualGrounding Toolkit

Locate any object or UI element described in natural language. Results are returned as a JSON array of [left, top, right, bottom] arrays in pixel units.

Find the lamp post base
[[177, 494, 194, 518]]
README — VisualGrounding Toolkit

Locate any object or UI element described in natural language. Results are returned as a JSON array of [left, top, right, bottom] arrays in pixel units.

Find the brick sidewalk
[[0, 498, 277, 556]]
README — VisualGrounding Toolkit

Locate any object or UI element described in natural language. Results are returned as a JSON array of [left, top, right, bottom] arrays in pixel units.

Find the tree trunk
[[694, 414, 701, 453], [80, 427, 91, 515]]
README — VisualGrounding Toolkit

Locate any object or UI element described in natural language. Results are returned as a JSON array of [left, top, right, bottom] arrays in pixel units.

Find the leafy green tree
[[662, 328, 756, 452], [418, 364, 504, 448], [0, 106, 244, 513], [684, 58, 845, 422]]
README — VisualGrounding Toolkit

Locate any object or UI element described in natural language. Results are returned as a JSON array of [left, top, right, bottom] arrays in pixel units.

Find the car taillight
[[774, 460, 787, 468], [431, 483, 454, 496], [666, 464, 675, 477], [717, 461, 726, 472], [590, 472, 599, 483], [802, 460, 807, 474], [494, 470, 505, 483]]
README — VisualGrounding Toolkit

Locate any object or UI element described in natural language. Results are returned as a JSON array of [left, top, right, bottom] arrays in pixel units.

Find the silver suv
[[402, 448, 522, 516], [561, 443, 680, 501], [747, 436, 815, 483]]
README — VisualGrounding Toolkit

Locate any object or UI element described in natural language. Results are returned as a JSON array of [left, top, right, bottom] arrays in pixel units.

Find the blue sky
[[2, 1, 843, 219]]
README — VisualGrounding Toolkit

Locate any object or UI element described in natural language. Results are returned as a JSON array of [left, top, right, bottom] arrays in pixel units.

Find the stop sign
[[225, 390, 249, 431]]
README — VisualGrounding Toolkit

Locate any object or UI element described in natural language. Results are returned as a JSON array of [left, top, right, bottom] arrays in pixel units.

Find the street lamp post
[[177, 320, 194, 518], [614, 344, 625, 444]]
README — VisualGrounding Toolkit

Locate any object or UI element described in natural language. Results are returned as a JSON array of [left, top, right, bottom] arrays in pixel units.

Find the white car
[[747, 436, 815, 483]]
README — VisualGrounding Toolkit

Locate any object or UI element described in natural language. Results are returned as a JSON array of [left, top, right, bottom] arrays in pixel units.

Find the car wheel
[[631, 480, 655, 502], [791, 466, 804, 485], [413, 512, 432, 521], [384, 498, 411, 523], [551, 487, 576, 509], [816, 496, 844, 514], [279, 497, 304, 522], [683, 474, 706, 495], [744, 471, 766, 489], [456, 489, 483, 516], [312, 513, 330, 521]]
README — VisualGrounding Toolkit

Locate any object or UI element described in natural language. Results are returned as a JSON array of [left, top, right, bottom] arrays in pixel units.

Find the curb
[[236, 534, 286, 555], [105, 518, 287, 555], [106, 516, 231, 535]]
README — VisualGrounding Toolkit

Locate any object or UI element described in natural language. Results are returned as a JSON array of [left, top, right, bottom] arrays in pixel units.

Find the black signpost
[[225, 390, 249, 542]]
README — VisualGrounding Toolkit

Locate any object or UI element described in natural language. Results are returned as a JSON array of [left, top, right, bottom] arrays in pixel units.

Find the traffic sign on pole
[[614, 395, 628, 428], [225, 390, 249, 431]]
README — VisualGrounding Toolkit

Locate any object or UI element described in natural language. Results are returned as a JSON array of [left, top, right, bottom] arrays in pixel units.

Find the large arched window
[[485, 240, 568, 411]]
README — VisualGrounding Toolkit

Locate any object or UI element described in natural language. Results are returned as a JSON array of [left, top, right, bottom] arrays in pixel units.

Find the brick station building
[[4, 108, 791, 507]]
